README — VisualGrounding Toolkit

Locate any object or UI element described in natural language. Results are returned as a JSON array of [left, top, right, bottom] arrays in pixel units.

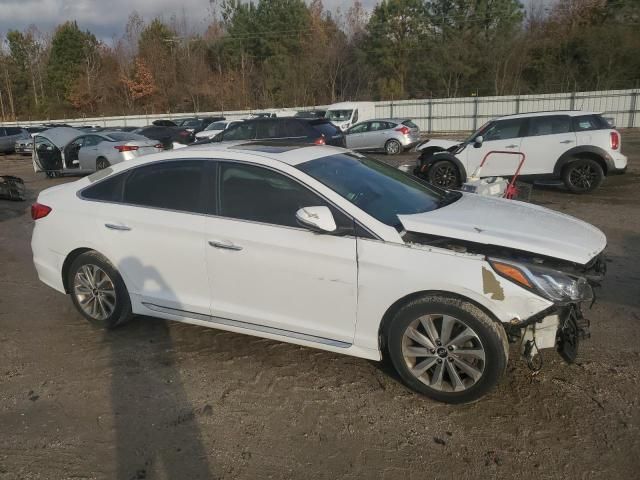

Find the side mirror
[[473, 135, 484, 148], [296, 206, 336, 233]]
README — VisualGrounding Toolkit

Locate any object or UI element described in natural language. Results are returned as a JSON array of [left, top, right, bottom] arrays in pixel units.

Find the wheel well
[[61, 248, 94, 293], [563, 153, 608, 175], [377, 290, 502, 353], [420, 147, 444, 157]]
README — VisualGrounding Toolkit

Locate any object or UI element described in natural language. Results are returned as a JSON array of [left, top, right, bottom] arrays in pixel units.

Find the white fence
[[3, 88, 640, 133]]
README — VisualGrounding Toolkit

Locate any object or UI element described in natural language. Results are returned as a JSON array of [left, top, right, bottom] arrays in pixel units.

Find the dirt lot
[[1, 136, 639, 480]]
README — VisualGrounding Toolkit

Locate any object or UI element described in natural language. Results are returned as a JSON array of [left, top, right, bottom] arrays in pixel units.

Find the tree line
[[0, 0, 638, 121]]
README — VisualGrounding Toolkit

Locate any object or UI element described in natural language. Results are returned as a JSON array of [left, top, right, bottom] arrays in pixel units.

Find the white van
[[325, 102, 376, 131]]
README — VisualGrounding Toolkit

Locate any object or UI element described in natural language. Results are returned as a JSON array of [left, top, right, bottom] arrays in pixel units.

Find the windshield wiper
[[438, 190, 462, 208]]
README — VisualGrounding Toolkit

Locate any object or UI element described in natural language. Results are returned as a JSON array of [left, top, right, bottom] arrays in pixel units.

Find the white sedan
[[31, 143, 606, 403]]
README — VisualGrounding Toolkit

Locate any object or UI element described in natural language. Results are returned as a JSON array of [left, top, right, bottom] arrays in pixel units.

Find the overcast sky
[[0, 0, 543, 42]]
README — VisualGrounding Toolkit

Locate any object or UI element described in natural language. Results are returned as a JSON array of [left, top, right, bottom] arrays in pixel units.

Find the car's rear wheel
[[386, 295, 508, 404], [385, 139, 402, 155], [96, 157, 110, 170], [562, 158, 604, 193], [427, 160, 461, 189], [68, 251, 132, 329]]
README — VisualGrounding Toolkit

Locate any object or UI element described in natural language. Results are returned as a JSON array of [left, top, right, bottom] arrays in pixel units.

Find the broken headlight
[[488, 258, 593, 305]]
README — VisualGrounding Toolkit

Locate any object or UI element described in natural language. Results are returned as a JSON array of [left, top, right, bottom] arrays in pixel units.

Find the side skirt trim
[[141, 302, 352, 349]]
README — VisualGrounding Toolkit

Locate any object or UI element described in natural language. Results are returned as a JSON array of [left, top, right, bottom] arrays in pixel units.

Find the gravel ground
[[1, 135, 639, 480]]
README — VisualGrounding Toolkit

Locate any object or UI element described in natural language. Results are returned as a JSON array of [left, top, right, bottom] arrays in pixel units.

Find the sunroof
[[229, 142, 311, 153]]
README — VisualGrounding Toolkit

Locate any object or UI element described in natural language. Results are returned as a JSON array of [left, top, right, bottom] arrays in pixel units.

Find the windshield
[[105, 132, 148, 141], [205, 121, 227, 131], [298, 153, 445, 229], [326, 110, 353, 122]]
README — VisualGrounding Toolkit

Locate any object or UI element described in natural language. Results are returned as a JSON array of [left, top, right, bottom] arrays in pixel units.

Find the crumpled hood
[[416, 138, 462, 151], [398, 194, 606, 265]]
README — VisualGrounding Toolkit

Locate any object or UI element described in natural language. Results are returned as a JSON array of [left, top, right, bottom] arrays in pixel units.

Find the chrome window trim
[[77, 157, 381, 240]]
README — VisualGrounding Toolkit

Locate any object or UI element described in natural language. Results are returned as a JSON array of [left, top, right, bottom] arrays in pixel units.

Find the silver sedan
[[70, 131, 164, 170], [345, 118, 420, 155]]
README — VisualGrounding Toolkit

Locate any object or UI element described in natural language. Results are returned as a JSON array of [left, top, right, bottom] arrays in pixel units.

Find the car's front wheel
[[562, 158, 604, 193], [427, 160, 461, 189], [386, 295, 508, 403], [68, 251, 132, 329]]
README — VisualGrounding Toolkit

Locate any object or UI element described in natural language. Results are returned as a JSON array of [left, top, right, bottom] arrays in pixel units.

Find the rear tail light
[[115, 145, 139, 152], [31, 202, 52, 220], [610, 131, 619, 150], [396, 126, 410, 136], [314, 136, 326, 145]]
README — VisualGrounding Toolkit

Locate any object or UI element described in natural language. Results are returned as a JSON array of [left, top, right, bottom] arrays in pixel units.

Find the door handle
[[505, 144, 518, 149], [105, 223, 131, 231], [208, 240, 243, 251], [560, 140, 574, 144]]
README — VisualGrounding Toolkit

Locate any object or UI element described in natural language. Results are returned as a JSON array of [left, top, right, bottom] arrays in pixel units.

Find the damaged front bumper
[[508, 302, 592, 370]]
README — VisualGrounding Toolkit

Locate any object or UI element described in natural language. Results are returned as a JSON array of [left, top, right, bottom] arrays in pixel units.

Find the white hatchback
[[31, 143, 607, 403]]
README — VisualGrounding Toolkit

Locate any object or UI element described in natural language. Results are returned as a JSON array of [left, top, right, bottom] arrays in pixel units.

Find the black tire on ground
[[562, 158, 604, 193], [385, 295, 509, 404], [67, 251, 133, 329], [96, 157, 110, 170], [427, 159, 461, 189], [385, 139, 402, 155]]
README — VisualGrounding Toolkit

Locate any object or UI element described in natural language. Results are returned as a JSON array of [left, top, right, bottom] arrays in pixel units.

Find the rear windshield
[[402, 120, 419, 129], [312, 122, 340, 137], [572, 115, 611, 131], [105, 132, 148, 141], [298, 153, 444, 229]]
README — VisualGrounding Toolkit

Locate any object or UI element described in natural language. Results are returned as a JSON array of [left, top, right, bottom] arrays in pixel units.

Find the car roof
[[494, 110, 602, 120], [102, 142, 349, 174]]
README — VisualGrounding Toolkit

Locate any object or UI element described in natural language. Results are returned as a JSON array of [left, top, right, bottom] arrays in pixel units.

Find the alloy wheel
[[401, 314, 486, 392], [73, 264, 117, 321], [569, 164, 597, 191], [431, 164, 458, 188]]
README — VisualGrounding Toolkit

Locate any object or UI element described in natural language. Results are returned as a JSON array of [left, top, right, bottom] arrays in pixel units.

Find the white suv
[[415, 111, 627, 193], [31, 144, 606, 403]]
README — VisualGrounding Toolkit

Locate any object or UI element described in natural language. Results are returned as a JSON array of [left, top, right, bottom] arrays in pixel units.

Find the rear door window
[[224, 122, 257, 141], [256, 120, 282, 139], [283, 119, 309, 138], [528, 115, 572, 136], [82, 172, 127, 202], [5, 127, 22, 135], [122, 160, 206, 213]]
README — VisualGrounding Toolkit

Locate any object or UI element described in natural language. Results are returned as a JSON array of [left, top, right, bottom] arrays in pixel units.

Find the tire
[[385, 139, 402, 155], [96, 157, 110, 170], [562, 158, 604, 193], [67, 251, 133, 329], [385, 295, 508, 404], [427, 160, 461, 189]]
